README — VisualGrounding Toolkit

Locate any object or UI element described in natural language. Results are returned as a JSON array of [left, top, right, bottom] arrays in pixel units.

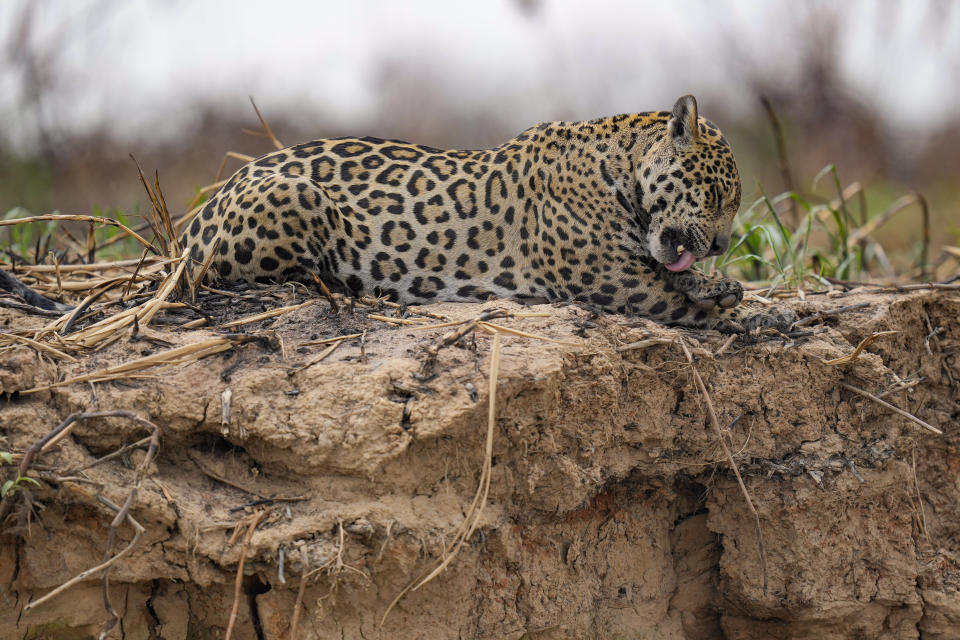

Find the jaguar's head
[[635, 95, 742, 272]]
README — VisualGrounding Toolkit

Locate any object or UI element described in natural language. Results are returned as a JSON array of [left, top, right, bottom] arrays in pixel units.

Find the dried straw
[[218, 300, 317, 329], [477, 321, 577, 345], [21, 337, 233, 394], [822, 331, 897, 366], [367, 314, 431, 326], [0, 332, 78, 362], [50, 247, 191, 350]]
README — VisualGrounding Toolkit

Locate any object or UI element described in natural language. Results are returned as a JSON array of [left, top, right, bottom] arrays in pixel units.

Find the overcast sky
[[1, 0, 958, 151]]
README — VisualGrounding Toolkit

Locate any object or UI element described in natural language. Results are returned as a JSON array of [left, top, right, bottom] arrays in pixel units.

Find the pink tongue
[[664, 251, 696, 272]]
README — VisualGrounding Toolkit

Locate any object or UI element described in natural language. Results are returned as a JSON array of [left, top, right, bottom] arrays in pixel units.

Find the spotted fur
[[183, 95, 794, 332]]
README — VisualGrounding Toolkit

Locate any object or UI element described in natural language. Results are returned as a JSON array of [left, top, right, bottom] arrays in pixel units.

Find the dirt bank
[[1, 287, 959, 639]]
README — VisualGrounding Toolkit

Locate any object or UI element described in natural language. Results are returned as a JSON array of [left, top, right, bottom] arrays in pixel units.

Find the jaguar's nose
[[708, 233, 730, 256], [660, 227, 686, 255]]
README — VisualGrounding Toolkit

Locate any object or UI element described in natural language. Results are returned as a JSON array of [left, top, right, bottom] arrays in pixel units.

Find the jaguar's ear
[[668, 95, 699, 147]]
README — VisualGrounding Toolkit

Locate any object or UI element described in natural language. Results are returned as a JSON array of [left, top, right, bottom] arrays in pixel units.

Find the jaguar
[[182, 95, 795, 333]]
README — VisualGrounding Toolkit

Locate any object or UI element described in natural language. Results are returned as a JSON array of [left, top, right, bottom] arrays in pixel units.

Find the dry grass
[[821, 330, 897, 366], [218, 300, 318, 329], [21, 337, 234, 394]]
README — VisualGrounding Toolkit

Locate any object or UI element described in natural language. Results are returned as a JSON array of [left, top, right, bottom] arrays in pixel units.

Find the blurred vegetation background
[[1, 0, 958, 283]]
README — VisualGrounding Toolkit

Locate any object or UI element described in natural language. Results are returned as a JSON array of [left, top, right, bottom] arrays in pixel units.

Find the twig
[[912, 446, 932, 547], [289, 546, 310, 640], [311, 273, 339, 314], [60, 283, 113, 335], [64, 436, 154, 475], [153, 169, 182, 259], [7, 256, 167, 274], [277, 546, 286, 585], [21, 414, 160, 618], [357, 295, 448, 320], [17, 411, 153, 478], [0, 269, 68, 312], [199, 284, 263, 301], [875, 374, 923, 400], [224, 509, 268, 640], [121, 249, 150, 300], [248, 97, 285, 150], [0, 332, 77, 362], [23, 511, 144, 614], [822, 331, 897, 366], [299, 333, 362, 347], [190, 237, 221, 294], [410, 318, 471, 331], [367, 314, 429, 326], [50, 247, 191, 351], [714, 333, 739, 357], [477, 320, 576, 345], [424, 309, 508, 357], [924, 327, 944, 356], [86, 223, 96, 264], [839, 382, 942, 435], [837, 280, 960, 294], [794, 302, 870, 328], [0, 297, 63, 317], [616, 337, 674, 352], [131, 156, 176, 259], [218, 300, 316, 329], [288, 338, 345, 373], [21, 337, 234, 394], [679, 338, 768, 594]]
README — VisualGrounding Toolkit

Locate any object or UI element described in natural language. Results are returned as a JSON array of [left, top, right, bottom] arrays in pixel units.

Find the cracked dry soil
[[1, 288, 959, 639]]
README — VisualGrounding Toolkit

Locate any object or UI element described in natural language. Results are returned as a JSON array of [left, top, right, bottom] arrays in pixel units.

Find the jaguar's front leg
[[619, 260, 795, 333], [662, 264, 743, 310]]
